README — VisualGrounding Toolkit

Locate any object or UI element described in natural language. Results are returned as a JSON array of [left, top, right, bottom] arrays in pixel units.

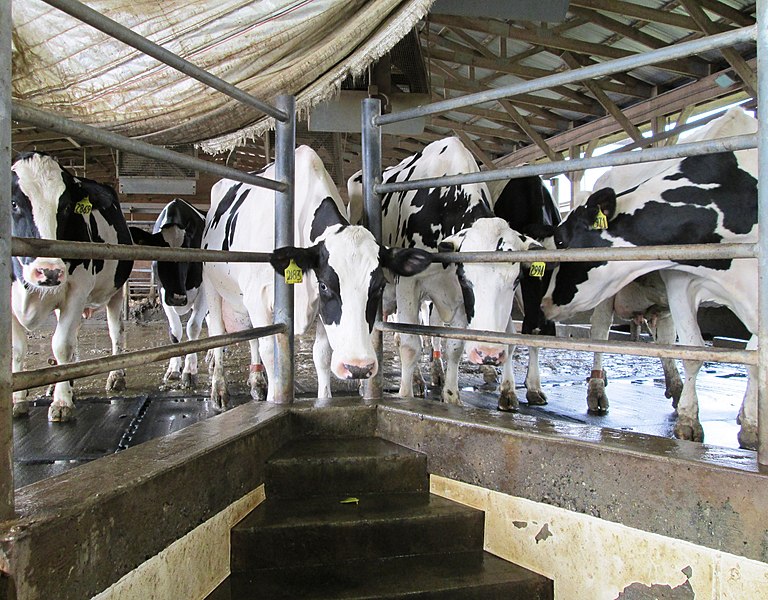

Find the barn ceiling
[[10, 0, 758, 204]]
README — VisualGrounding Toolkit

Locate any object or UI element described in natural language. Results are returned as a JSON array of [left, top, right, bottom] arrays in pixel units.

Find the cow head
[[271, 223, 431, 381], [11, 152, 96, 290], [541, 187, 627, 321], [130, 224, 191, 307], [439, 217, 544, 366]]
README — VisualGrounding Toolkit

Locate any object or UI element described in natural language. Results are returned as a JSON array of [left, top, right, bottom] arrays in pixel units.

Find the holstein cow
[[202, 145, 431, 408], [11, 152, 133, 421], [350, 137, 544, 410], [492, 175, 562, 406], [541, 107, 758, 448], [130, 198, 208, 388]]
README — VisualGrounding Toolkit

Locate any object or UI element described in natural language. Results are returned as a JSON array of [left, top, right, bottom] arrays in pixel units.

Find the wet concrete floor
[[12, 315, 748, 488]]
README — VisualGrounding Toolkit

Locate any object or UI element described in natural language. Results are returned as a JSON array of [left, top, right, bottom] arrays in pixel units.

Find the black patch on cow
[[662, 152, 757, 236], [455, 263, 475, 323], [310, 197, 349, 242], [314, 244, 342, 326], [494, 176, 561, 232], [365, 267, 387, 332]]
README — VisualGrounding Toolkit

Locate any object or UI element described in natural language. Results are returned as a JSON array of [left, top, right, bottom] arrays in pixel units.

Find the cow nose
[[166, 293, 188, 307], [468, 347, 506, 366], [342, 361, 376, 379], [34, 267, 64, 286]]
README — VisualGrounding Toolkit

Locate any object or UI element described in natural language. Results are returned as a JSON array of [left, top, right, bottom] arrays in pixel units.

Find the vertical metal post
[[757, 0, 768, 465], [273, 95, 296, 404], [362, 98, 383, 399], [0, 0, 14, 516]]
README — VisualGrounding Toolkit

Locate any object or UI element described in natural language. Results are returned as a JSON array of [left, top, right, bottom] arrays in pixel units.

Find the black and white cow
[[11, 152, 133, 421], [130, 198, 208, 388], [350, 137, 544, 410], [492, 175, 562, 406], [202, 145, 431, 408], [541, 107, 758, 448]]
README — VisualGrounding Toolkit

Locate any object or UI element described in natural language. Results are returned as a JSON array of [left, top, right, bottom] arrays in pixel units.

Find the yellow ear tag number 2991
[[74, 197, 92, 215], [592, 206, 608, 230], [529, 262, 546, 279], [284, 259, 303, 284]]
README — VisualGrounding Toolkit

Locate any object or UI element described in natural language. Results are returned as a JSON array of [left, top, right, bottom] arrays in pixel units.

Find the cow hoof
[[430, 361, 444, 388], [106, 370, 126, 392], [164, 370, 182, 382], [442, 388, 461, 405], [481, 365, 498, 386], [48, 404, 73, 422], [211, 378, 230, 411], [12, 402, 30, 418], [526, 390, 548, 406], [412, 371, 426, 397], [45, 384, 55, 397], [738, 425, 758, 450], [248, 371, 268, 401], [665, 382, 683, 409], [181, 372, 197, 389], [674, 418, 704, 442], [587, 379, 609, 414]]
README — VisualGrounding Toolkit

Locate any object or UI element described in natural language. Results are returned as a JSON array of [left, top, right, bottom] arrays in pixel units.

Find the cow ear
[[523, 223, 556, 241], [380, 247, 432, 276], [585, 187, 617, 221], [130, 227, 164, 246], [270, 245, 320, 276]]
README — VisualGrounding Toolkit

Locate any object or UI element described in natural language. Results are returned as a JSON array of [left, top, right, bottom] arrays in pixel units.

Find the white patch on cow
[[320, 225, 381, 378], [12, 153, 66, 242], [161, 225, 185, 248]]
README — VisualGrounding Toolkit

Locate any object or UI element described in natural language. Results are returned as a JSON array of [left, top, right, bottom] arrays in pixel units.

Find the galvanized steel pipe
[[41, 0, 288, 122], [376, 134, 757, 193], [756, 0, 768, 465], [11, 104, 287, 193], [13, 237, 272, 263], [0, 0, 13, 517], [272, 95, 296, 404], [13, 324, 286, 393], [376, 25, 756, 126], [362, 98, 384, 400], [376, 322, 757, 366]]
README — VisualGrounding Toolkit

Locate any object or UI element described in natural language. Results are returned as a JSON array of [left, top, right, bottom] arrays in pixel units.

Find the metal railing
[[361, 20, 767, 463], [1, 0, 297, 515]]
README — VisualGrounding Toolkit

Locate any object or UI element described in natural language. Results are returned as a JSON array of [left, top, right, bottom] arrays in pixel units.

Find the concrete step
[[231, 492, 484, 571], [264, 437, 428, 499], [209, 551, 553, 599]]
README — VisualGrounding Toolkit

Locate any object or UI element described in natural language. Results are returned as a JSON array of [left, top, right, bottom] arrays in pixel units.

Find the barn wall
[[433, 476, 768, 600]]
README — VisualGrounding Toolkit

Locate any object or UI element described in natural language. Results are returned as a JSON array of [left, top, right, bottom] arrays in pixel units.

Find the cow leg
[[661, 272, 704, 442], [737, 336, 757, 450], [181, 300, 207, 389], [498, 319, 520, 411], [587, 297, 614, 414], [525, 346, 547, 406], [430, 294, 465, 406], [395, 280, 422, 399], [163, 304, 184, 383], [11, 314, 29, 417], [247, 338, 268, 400], [105, 290, 127, 393], [655, 313, 682, 409], [258, 336, 277, 403], [48, 307, 83, 422], [206, 291, 229, 411], [314, 319, 332, 398]]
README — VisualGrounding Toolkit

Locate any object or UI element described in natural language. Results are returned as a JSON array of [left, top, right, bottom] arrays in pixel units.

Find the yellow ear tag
[[592, 206, 608, 230], [74, 197, 92, 215], [529, 262, 546, 279], [284, 258, 303, 284]]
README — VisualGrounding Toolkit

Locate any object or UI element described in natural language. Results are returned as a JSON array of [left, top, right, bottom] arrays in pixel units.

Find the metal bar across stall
[[13, 324, 286, 393], [377, 322, 757, 366]]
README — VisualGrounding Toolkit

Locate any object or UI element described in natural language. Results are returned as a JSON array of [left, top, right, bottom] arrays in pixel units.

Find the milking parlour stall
[[2, 1, 768, 599]]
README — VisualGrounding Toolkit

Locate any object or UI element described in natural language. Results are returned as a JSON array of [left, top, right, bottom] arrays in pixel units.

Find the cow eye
[[318, 281, 328, 293], [11, 200, 17, 210]]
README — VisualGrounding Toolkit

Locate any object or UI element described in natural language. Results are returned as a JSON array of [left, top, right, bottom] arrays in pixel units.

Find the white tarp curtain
[[12, 0, 433, 154]]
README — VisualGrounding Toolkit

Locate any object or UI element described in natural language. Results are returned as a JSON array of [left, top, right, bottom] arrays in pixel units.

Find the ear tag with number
[[529, 262, 546, 279], [284, 259, 303, 284], [74, 197, 92, 215], [591, 206, 608, 230]]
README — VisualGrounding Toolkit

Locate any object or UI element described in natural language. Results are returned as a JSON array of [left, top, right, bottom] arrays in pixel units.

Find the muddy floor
[[12, 306, 749, 488]]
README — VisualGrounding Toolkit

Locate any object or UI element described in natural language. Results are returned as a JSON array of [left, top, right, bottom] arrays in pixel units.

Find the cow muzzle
[[334, 359, 378, 380], [467, 345, 507, 366], [165, 292, 188, 307], [540, 297, 560, 321], [25, 259, 66, 288]]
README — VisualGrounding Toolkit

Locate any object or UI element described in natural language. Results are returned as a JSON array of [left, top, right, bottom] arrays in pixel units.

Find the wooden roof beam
[[453, 130, 496, 170], [569, 0, 731, 32], [499, 100, 562, 163], [692, 0, 755, 27], [428, 116, 530, 143]]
